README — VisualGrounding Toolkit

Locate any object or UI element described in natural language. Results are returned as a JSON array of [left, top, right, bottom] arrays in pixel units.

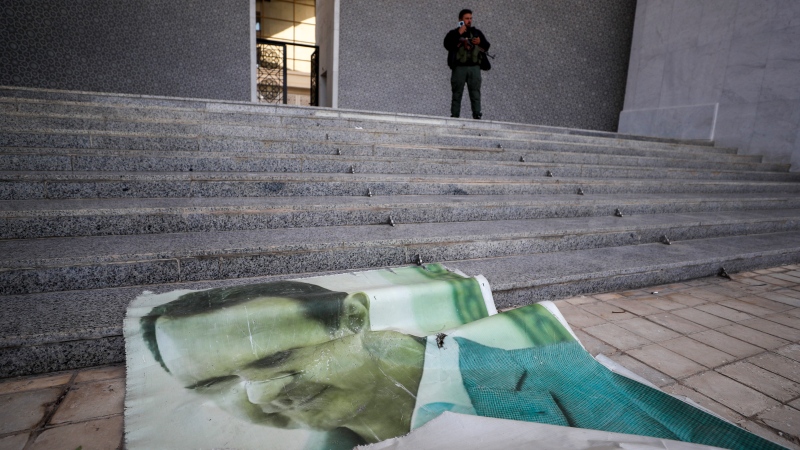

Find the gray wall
[[335, 0, 636, 131], [0, 1, 252, 101], [620, 0, 800, 170]]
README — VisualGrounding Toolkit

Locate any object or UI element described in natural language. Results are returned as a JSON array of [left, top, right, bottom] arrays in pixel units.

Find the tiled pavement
[[1, 265, 799, 449]]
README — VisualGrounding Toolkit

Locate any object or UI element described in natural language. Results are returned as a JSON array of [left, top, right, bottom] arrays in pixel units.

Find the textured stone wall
[[336, 0, 636, 131], [620, 0, 800, 169], [0, 1, 251, 101]]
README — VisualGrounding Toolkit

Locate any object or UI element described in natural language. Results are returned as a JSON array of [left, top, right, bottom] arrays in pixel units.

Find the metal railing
[[256, 38, 319, 106]]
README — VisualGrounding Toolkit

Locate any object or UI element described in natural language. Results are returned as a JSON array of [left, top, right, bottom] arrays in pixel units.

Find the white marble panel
[[770, 0, 800, 31], [712, 102, 758, 150], [623, 0, 649, 110], [720, 32, 771, 104], [759, 25, 800, 102], [660, 46, 699, 107], [624, 48, 641, 110], [656, 103, 717, 140], [733, 0, 778, 38], [698, 0, 737, 46], [666, 0, 703, 49], [619, 104, 717, 140], [632, 53, 665, 109], [749, 99, 800, 163], [640, 0, 674, 56], [630, 0, 649, 54], [618, 108, 656, 136], [690, 39, 730, 104]]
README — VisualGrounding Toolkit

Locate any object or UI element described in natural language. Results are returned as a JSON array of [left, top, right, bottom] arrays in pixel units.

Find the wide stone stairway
[[1, 86, 799, 378]]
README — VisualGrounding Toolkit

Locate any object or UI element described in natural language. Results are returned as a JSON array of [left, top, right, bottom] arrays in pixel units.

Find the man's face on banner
[[154, 295, 377, 430]]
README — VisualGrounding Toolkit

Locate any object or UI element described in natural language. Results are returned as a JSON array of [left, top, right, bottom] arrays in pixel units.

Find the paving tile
[[664, 292, 706, 307], [683, 371, 779, 417], [700, 284, 750, 299], [737, 271, 760, 277], [734, 277, 768, 286], [627, 344, 705, 379], [754, 275, 796, 288], [769, 272, 800, 284], [50, 379, 124, 425], [776, 343, 800, 361], [593, 293, 623, 301], [776, 288, 800, 299], [790, 309, 800, 319], [695, 303, 754, 322], [791, 398, 800, 410], [717, 361, 800, 402], [564, 295, 595, 306], [606, 298, 663, 316], [644, 312, 708, 335], [606, 354, 675, 387], [756, 406, 800, 441], [672, 308, 734, 329], [638, 297, 685, 311], [0, 433, 28, 450], [583, 323, 652, 350], [573, 329, 617, 356], [684, 280, 709, 287], [740, 317, 800, 342], [0, 372, 72, 396], [759, 291, 800, 307], [739, 420, 800, 450], [686, 288, 732, 302], [690, 330, 764, 358], [754, 269, 774, 275], [662, 384, 743, 424], [734, 295, 794, 313], [718, 299, 776, 317], [30, 415, 122, 450], [0, 388, 61, 435], [73, 365, 125, 384], [556, 304, 607, 328], [748, 353, 800, 383], [579, 302, 636, 322], [660, 336, 735, 368], [619, 290, 641, 297], [716, 324, 790, 350], [615, 318, 681, 342]]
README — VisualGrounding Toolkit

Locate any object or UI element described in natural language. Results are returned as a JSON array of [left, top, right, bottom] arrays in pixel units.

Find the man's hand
[[458, 24, 467, 35], [471, 37, 481, 45]]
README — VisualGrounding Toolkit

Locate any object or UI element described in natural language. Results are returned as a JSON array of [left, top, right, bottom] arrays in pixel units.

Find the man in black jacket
[[444, 9, 490, 119]]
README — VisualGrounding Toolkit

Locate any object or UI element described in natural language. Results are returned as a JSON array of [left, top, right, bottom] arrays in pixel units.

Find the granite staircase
[[1, 86, 800, 377]]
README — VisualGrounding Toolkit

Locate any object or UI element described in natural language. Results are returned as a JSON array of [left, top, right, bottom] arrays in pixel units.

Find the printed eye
[[187, 375, 239, 390]]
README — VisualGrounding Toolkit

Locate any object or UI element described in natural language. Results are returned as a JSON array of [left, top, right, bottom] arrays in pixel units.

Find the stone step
[[2, 229, 798, 377], [0, 86, 716, 148], [3, 171, 799, 200], [1, 147, 795, 182], [0, 118, 748, 164], [2, 209, 799, 296], [6, 101, 728, 155], [3, 193, 800, 239], [2, 141, 777, 174]]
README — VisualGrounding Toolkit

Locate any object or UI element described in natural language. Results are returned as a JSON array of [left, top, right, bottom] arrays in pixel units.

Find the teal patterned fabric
[[456, 338, 787, 450]]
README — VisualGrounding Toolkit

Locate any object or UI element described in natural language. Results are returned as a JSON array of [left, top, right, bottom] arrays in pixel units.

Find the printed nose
[[245, 376, 295, 411]]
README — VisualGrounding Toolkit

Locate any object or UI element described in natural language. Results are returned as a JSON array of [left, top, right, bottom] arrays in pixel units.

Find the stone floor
[[1, 264, 799, 450]]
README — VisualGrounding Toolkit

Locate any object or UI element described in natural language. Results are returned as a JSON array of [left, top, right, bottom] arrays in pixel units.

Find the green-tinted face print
[[156, 295, 369, 430]]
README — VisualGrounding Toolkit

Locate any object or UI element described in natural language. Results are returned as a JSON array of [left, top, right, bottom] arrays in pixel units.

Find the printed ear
[[342, 292, 370, 333]]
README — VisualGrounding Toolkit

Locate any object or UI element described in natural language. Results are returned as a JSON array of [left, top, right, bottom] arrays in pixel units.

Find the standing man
[[444, 9, 490, 119]]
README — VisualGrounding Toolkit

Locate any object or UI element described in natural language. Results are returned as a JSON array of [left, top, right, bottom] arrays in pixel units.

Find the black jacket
[[444, 27, 490, 67]]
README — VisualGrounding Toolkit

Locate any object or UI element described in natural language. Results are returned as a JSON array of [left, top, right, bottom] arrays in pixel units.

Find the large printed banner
[[124, 264, 785, 450]]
